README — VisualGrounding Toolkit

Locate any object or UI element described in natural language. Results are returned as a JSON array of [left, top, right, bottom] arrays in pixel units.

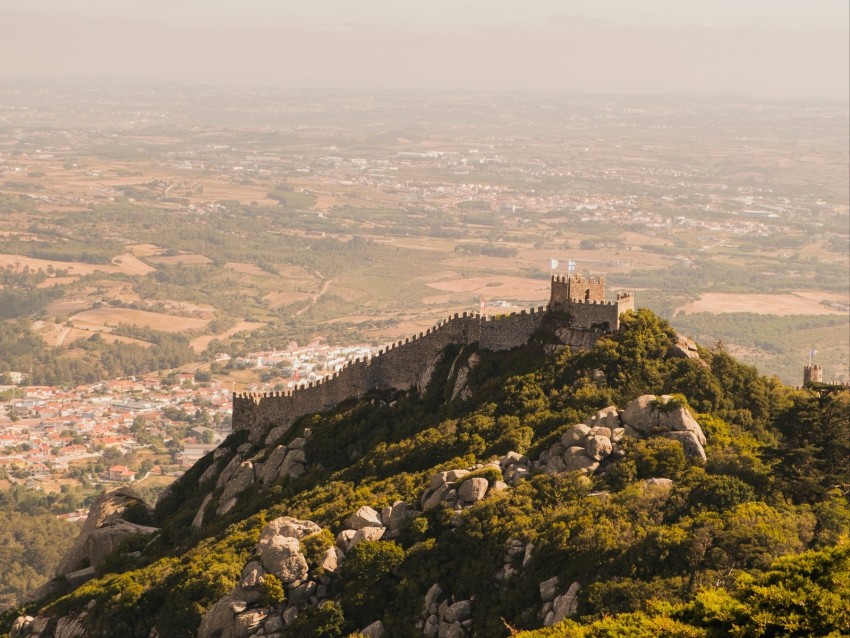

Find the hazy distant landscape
[[0, 84, 846, 388], [0, 0, 847, 633]]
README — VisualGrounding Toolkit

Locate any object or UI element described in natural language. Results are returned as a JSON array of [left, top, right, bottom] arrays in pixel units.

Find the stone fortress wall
[[233, 274, 634, 438]]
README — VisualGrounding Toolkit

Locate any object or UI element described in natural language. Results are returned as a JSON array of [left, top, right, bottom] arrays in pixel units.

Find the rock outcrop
[[668, 334, 703, 362], [198, 516, 341, 638], [421, 464, 507, 512], [334, 501, 417, 551], [539, 421, 624, 476], [195, 433, 312, 523], [54, 487, 157, 577], [416, 584, 474, 638], [540, 579, 581, 627], [537, 396, 707, 476]]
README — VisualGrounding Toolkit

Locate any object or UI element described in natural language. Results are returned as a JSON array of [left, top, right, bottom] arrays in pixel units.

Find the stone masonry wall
[[562, 299, 631, 332], [232, 309, 549, 440], [232, 276, 634, 441]]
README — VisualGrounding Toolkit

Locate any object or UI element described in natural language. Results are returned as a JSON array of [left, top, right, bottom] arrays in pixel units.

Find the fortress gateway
[[232, 275, 634, 439]]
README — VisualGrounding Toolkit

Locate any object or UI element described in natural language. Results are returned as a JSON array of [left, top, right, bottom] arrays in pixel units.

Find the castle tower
[[803, 364, 823, 385], [549, 273, 633, 331], [550, 274, 606, 306]]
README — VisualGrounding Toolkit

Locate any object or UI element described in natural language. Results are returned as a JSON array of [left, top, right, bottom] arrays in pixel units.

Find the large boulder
[[348, 526, 385, 550], [233, 610, 265, 636], [320, 546, 344, 574], [621, 395, 656, 434], [239, 561, 266, 588], [360, 620, 386, 638], [587, 406, 620, 429], [198, 460, 223, 486], [344, 506, 383, 530], [621, 395, 707, 460], [422, 483, 453, 510], [260, 516, 321, 542], [539, 576, 559, 603], [256, 445, 289, 485], [54, 615, 88, 638], [661, 431, 707, 463], [197, 595, 246, 638], [192, 493, 214, 529], [258, 535, 307, 584], [585, 435, 612, 461], [215, 454, 244, 490], [279, 448, 307, 479], [264, 423, 295, 447], [257, 517, 319, 584], [550, 582, 580, 625], [388, 501, 416, 533], [562, 447, 599, 474], [218, 462, 255, 511], [10, 616, 34, 638], [561, 424, 591, 447], [657, 407, 706, 445], [458, 478, 489, 504], [443, 600, 472, 623], [54, 487, 156, 577], [669, 335, 701, 361]]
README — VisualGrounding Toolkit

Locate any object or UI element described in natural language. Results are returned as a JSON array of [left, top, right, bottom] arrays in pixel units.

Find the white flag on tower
[[568, 260, 576, 272], [550, 258, 559, 270]]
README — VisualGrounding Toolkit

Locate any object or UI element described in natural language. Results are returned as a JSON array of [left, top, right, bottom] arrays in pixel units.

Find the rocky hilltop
[[5, 309, 849, 638]]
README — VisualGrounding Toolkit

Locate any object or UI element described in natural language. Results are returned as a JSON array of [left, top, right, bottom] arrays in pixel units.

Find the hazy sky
[[0, 1, 847, 98]]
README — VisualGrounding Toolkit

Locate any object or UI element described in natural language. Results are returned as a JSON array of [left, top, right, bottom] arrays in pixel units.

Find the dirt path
[[295, 276, 332, 317], [55, 326, 71, 347]]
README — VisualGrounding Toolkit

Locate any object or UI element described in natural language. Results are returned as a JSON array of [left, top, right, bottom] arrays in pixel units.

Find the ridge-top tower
[[549, 274, 634, 331], [803, 364, 823, 385]]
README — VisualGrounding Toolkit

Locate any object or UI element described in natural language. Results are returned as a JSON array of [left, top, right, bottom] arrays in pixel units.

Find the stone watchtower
[[549, 274, 634, 331], [550, 273, 606, 305], [803, 364, 823, 385]]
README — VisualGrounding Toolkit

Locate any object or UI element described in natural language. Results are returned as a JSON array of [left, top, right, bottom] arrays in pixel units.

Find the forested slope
[[4, 310, 848, 638]]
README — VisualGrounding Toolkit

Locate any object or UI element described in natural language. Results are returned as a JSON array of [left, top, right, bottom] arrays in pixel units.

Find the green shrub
[[631, 438, 688, 480], [261, 573, 286, 607], [682, 473, 755, 512], [301, 529, 335, 573], [337, 541, 405, 630]]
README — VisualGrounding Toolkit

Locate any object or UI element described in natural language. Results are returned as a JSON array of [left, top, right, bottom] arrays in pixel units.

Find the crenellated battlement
[[232, 275, 633, 440], [549, 273, 633, 330]]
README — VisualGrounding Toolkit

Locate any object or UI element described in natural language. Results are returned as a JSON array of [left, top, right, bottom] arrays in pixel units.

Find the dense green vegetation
[[0, 511, 80, 611], [0, 266, 64, 319], [516, 541, 850, 637], [670, 312, 849, 385], [0, 320, 195, 386], [5, 310, 847, 637]]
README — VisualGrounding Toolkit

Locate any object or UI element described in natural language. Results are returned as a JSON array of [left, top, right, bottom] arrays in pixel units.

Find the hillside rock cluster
[[335, 502, 417, 550], [420, 467, 507, 511], [416, 584, 474, 638], [539, 579, 581, 627], [669, 334, 702, 361], [538, 394, 707, 476], [198, 516, 340, 638], [53, 488, 157, 577], [193, 433, 309, 526]]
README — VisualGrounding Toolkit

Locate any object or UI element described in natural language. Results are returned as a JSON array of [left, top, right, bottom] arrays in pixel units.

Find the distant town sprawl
[[0, 340, 379, 491]]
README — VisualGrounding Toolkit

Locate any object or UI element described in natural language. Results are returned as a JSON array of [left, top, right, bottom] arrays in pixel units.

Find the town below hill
[[0, 340, 381, 507]]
